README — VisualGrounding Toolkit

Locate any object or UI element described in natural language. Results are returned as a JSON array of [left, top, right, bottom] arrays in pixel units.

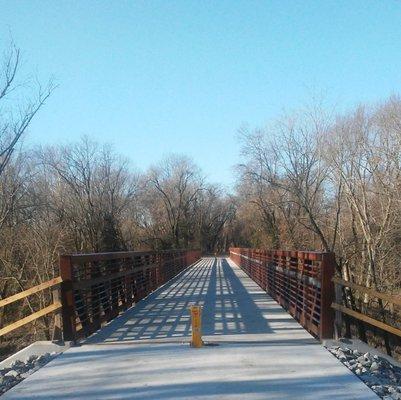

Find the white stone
[[4, 371, 18, 378], [10, 361, 23, 369], [25, 355, 37, 364], [19, 372, 30, 380], [370, 362, 379, 371]]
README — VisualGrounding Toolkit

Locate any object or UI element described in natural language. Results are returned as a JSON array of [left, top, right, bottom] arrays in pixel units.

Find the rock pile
[[0, 352, 56, 395], [326, 345, 401, 399]]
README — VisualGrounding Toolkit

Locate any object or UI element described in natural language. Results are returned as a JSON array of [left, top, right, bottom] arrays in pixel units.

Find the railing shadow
[[6, 343, 375, 400], [84, 257, 297, 344]]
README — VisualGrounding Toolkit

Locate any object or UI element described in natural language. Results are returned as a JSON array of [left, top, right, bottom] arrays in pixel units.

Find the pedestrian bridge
[[2, 253, 376, 399]]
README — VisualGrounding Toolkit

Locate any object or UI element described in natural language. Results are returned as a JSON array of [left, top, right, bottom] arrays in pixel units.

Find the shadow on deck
[[2, 258, 378, 400], [84, 257, 303, 344]]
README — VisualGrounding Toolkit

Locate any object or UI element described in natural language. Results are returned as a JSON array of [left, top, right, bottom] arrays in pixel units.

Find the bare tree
[[196, 185, 235, 253], [0, 42, 54, 177], [41, 137, 139, 252], [238, 108, 339, 255], [144, 155, 204, 249]]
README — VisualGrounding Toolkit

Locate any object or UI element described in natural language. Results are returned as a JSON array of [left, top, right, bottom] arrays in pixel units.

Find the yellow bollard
[[190, 305, 203, 348]]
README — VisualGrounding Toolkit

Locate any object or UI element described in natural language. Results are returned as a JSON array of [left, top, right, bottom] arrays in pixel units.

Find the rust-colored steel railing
[[60, 249, 201, 341], [229, 247, 335, 339]]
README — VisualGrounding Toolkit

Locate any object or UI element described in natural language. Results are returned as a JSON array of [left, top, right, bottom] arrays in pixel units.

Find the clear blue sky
[[2, 1, 401, 187]]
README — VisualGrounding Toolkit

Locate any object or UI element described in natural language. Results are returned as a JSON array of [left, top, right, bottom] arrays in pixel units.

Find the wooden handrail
[[331, 302, 401, 338], [332, 277, 401, 306], [0, 302, 62, 337], [0, 276, 63, 308]]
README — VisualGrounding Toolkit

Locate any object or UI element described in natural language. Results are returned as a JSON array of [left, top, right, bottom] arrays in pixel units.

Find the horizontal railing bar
[[0, 277, 63, 308], [0, 302, 62, 337], [229, 248, 331, 261], [67, 250, 187, 263], [331, 302, 401, 337], [73, 301, 129, 337], [332, 277, 401, 307], [74, 291, 128, 311], [72, 264, 161, 289]]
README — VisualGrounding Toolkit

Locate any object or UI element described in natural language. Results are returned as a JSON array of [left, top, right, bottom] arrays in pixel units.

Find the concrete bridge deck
[[3, 257, 377, 399]]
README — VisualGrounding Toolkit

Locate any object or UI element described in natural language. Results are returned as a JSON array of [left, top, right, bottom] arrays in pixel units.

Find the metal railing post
[[59, 255, 76, 343], [319, 252, 336, 339]]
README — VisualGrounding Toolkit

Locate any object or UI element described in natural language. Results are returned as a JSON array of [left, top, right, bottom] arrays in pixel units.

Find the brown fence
[[229, 247, 335, 339], [0, 249, 200, 344], [0, 277, 62, 340], [332, 278, 401, 353], [60, 249, 201, 341]]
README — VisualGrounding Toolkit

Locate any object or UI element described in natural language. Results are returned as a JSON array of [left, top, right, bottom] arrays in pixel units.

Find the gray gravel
[[326, 345, 401, 399], [0, 352, 56, 396]]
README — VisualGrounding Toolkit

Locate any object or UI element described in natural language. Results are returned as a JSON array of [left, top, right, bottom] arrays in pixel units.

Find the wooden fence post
[[59, 255, 76, 343], [52, 285, 63, 343], [320, 252, 335, 339], [334, 282, 343, 340]]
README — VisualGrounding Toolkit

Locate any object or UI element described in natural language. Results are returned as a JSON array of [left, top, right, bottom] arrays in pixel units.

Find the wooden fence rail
[[229, 247, 335, 339], [0, 277, 62, 338], [332, 278, 401, 339]]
